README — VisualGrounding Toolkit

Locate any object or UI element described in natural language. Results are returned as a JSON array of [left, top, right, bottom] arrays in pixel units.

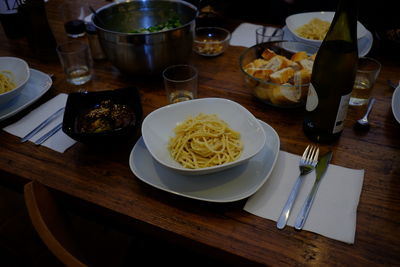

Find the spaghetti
[[0, 70, 16, 94], [168, 113, 243, 169], [295, 18, 331, 40]]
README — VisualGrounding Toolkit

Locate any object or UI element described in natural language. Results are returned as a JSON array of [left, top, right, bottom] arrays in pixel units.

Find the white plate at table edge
[[0, 68, 52, 122], [129, 120, 280, 203], [392, 82, 400, 124], [282, 26, 373, 57]]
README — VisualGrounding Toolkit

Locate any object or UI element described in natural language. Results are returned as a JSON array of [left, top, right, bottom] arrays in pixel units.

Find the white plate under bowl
[[0, 69, 52, 121], [282, 26, 373, 57], [285, 11, 368, 47], [392, 81, 400, 124], [141, 98, 266, 175], [129, 120, 280, 203]]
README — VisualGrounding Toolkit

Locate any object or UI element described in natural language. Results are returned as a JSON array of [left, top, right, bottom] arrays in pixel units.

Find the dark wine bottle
[[21, 0, 58, 62], [0, 0, 25, 39], [303, 0, 359, 143]]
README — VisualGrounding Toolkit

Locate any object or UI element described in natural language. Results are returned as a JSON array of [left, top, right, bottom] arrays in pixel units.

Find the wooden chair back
[[24, 181, 87, 267]]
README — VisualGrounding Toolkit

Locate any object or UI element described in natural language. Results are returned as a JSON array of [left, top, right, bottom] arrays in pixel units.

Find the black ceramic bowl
[[62, 87, 142, 144]]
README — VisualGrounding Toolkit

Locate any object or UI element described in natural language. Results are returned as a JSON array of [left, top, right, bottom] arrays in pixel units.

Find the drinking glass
[[350, 57, 381, 106], [256, 26, 284, 44], [163, 65, 198, 104], [56, 40, 93, 85]]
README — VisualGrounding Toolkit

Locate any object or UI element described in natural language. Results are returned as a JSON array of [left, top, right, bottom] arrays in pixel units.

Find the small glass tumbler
[[56, 40, 93, 85], [163, 65, 198, 104], [350, 57, 381, 106], [256, 26, 284, 44]]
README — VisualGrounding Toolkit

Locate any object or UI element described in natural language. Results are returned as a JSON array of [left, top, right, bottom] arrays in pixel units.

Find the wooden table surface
[[1, 0, 399, 265]]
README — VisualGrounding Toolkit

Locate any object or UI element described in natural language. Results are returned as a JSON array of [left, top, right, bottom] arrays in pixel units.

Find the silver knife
[[34, 122, 63, 145], [21, 107, 65, 143], [294, 151, 333, 230]]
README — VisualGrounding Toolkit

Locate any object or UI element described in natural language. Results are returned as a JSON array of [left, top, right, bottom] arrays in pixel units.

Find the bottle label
[[306, 83, 318, 111], [0, 0, 23, 14], [333, 93, 351, 133]]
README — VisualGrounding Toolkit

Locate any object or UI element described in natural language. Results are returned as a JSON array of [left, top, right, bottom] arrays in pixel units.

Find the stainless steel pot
[[92, 0, 197, 76]]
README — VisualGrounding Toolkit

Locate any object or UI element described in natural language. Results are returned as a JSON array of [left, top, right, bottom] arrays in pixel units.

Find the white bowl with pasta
[[285, 11, 368, 47], [0, 57, 30, 106], [141, 98, 267, 175]]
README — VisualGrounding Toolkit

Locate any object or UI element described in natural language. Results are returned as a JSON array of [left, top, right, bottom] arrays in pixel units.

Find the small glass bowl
[[193, 27, 231, 56]]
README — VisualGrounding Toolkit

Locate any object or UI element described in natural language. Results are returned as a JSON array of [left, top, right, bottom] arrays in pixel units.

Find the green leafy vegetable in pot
[[131, 16, 183, 33]]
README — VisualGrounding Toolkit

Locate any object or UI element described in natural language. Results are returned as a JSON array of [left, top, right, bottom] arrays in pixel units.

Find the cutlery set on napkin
[[3, 94, 76, 153], [244, 150, 364, 244]]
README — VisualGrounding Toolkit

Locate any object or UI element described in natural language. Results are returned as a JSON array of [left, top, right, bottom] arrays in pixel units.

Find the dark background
[[190, 0, 395, 34]]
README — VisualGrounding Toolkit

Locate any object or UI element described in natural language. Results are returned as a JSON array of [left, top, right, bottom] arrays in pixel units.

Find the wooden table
[[1, 0, 399, 265]]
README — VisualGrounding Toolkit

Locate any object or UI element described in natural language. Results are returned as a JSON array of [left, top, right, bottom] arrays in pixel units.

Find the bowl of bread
[[239, 41, 318, 108]]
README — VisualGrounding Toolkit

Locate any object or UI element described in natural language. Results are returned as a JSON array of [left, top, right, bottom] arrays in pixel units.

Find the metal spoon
[[356, 97, 376, 128]]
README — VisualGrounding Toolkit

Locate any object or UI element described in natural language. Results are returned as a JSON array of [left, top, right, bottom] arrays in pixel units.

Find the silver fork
[[276, 145, 319, 229]]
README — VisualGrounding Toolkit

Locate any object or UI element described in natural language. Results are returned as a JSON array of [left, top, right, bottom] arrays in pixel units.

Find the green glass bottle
[[21, 0, 58, 62], [303, 0, 359, 143]]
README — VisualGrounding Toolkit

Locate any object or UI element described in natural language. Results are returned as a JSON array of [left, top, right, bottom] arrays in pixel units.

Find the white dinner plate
[[0, 69, 52, 122], [129, 120, 280, 203], [282, 26, 373, 57], [392, 81, 400, 124]]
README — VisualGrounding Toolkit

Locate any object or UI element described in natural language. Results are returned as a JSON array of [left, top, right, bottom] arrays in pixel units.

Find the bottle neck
[[325, 0, 358, 42]]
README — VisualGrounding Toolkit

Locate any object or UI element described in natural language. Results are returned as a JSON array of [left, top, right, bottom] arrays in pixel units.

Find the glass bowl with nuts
[[193, 27, 231, 56]]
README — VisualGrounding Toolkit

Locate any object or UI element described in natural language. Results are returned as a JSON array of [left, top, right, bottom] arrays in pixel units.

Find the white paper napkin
[[244, 151, 364, 244], [230, 22, 263, 48], [3, 94, 76, 153]]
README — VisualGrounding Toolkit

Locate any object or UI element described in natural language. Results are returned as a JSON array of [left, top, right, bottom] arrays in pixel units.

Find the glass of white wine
[[350, 57, 381, 106], [163, 65, 198, 104]]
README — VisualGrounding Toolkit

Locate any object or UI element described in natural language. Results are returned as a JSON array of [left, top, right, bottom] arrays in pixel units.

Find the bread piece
[[244, 67, 255, 76], [252, 69, 273, 80], [298, 59, 314, 73], [291, 51, 308, 62], [279, 56, 301, 71], [269, 67, 295, 84], [261, 55, 288, 72], [244, 61, 255, 70], [278, 55, 293, 68], [261, 48, 277, 60], [294, 69, 311, 84], [270, 84, 301, 105], [288, 61, 301, 71], [253, 84, 271, 101], [253, 58, 270, 68], [244, 62, 260, 76]]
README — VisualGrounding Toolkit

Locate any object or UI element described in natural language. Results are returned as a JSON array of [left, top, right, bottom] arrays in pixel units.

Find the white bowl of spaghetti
[[285, 11, 368, 47], [141, 98, 266, 175], [0, 57, 30, 106]]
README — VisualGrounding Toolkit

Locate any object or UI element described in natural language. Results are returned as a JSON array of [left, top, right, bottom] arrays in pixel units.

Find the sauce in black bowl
[[62, 87, 142, 144]]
